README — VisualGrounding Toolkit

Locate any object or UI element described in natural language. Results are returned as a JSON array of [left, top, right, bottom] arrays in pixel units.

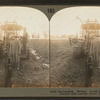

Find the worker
[[9, 36, 21, 69], [22, 28, 28, 54], [90, 36, 100, 68]]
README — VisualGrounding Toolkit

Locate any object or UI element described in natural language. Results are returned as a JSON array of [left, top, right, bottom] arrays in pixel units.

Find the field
[[11, 39, 100, 87], [0, 39, 100, 87], [50, 39, 87, 87], [11, 39, 49, 87]]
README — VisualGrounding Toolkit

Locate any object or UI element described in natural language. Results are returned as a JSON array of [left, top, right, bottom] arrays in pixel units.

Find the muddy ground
[[28, 39, 49, 64], [50, 39, 87, 87], [1, 39, 49, 88], [50, 39, 100, 87], [11, 39, 49, 88], [0, 39, 100, 88]]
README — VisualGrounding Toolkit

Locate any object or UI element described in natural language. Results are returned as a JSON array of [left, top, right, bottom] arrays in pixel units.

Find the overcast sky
[[0, 6, 49, 38], [1, 6, 100, 38], [50, 6, 100, 36]]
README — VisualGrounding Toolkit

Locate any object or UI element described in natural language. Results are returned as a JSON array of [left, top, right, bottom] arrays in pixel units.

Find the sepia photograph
[[0, 5, 100, 96], [0, 6, 49, 88], [50, 6, 100, 88], [0, 0, 100, 97]]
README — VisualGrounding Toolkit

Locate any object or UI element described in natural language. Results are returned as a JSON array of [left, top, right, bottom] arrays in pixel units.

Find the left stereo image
[[0, 7, 49, 88]]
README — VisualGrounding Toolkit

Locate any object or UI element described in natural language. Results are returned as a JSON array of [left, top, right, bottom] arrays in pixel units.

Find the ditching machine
[[0, 20, 29, 70], [0, 20, 29, 87], [74, 17, 100, 87]]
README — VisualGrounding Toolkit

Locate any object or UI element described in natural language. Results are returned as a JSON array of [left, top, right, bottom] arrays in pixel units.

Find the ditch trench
[[3, 56, 94, 87], [3, 46, 94, 88], [4, 48, 49, 88]]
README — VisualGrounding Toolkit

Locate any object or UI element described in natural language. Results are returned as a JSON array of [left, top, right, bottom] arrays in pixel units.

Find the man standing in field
[[9, 36, 21, 69], [22, 28, 28, 54]]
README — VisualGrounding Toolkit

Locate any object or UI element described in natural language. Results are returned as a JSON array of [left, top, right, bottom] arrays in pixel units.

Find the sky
[[50, 6, 100, 37], [0, 6, 49, 38], [0, 6, 100, 38]]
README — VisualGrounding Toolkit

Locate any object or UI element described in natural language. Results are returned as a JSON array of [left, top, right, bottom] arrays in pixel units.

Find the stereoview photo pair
[[0, 6, 99, 88]]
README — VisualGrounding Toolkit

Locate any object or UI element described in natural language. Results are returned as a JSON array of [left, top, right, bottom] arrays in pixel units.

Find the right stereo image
[[50, 6, 100, 88]]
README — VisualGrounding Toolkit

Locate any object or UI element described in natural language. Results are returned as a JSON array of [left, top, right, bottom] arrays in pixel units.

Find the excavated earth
[[50, 39, 100, 87], [50, 39, 87, 87], [0, 39, 99, 87], [5, 39, 49, 88]]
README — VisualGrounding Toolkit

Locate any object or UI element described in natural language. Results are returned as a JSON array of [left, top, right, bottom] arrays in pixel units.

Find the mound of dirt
[[11, 55, 49, 87], [28, 39, 49, 64]]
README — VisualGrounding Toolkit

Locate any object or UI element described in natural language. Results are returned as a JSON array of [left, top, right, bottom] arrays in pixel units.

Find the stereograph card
[[0, 4, 99, 97]]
